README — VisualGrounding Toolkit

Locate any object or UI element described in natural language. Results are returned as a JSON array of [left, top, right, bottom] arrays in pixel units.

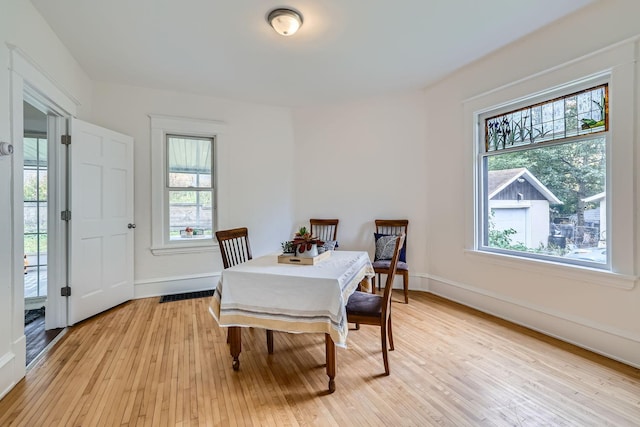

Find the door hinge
[[61, 286, 71, 297], [61, 210, 71, 221], [61, 134, 71, 145]]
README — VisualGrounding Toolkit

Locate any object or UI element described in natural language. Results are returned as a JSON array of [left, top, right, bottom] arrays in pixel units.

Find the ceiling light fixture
[[267, 8, 303, 36]]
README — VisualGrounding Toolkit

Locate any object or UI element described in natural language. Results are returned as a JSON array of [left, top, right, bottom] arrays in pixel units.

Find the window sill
[[151, 241, 219, 256], [464, 249, 637, 290]]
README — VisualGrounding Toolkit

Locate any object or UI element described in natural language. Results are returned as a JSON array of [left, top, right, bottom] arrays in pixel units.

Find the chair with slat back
[[372, 219, 409, 303], [215, 227, 274, 353], [347, 233, 405, 375], [216, 227, 253, 269], [309, 219, 339, 243]]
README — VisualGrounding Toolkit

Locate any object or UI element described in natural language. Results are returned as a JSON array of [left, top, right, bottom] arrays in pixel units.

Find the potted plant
[[281, 240, 295, 255], [291, 226, 324, 258]]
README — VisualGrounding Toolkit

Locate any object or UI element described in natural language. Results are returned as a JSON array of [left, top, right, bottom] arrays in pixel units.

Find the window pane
[[24, 234, 37, 254], [39, 202, 48, 232], [24, 169, 37, 201], [24, 202, 38, 233], [485, 85, 607, 152], [38, 233, 48, 254], [167, 136, 212, 188], [38, 170, 48, 201], [484, 137, 606, 264], [168, 190, 213, 240]]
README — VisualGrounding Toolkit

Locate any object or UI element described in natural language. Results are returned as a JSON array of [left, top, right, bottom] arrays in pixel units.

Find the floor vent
[[159, 289, 214, 303]]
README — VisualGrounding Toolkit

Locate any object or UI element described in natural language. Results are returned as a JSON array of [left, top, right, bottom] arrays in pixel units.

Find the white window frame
[[477, 79, 609, 267], [150, 115, 225, 255], [463, 42, 637, 290]]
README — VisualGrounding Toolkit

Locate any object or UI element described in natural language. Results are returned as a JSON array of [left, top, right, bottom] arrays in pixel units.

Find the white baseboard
[[0, 351, 17, 401], [134, 272, 221, 299], [137, 271, 429, 299], [0, 333, 26, 401], [426, 274, 640, 369]]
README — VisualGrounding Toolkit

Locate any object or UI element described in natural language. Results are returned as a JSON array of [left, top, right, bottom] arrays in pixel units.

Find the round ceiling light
[[267, 8, 303, 36]]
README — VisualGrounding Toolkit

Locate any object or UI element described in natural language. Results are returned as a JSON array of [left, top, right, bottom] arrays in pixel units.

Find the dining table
[[209, 250, 374, 393]]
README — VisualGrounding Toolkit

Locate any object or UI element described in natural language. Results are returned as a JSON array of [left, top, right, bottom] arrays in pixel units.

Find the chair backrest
[[215, 227, 252, 269], [375, 219, 408, 236], [375, 219, 408, 255], [310, 218, 339, 242], [381, 233, 406, 313]]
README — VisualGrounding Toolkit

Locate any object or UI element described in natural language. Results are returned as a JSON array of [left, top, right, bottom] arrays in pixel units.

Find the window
[[477, 83, 608, 267], [150, 115, 225, 255], [24, 134, 48, 298], [167, 135, 214, 241]]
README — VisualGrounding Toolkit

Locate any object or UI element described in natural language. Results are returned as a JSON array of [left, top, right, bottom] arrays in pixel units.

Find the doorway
[[23, 101, 63, 366]]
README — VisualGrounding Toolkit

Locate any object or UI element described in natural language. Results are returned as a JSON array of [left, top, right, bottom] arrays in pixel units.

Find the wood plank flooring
[[1, 292, 639, 426], [25, 314, 63, 367]]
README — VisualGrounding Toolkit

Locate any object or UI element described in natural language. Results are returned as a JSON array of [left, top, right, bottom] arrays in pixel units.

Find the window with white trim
[[166, 135, 214, 241], [477, 83, 609, 267], [150, 115, 225, 255]]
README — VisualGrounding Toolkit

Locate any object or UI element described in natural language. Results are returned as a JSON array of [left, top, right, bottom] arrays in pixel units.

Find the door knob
[[128, 223, 136, 229]]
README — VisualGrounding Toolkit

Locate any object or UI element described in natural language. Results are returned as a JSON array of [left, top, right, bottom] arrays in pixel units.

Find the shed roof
[[488, 168, 562, 204]]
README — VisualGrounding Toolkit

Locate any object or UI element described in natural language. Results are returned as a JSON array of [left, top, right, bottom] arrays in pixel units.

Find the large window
[[150, 115, 224, 255], [478, 83, 608, 267]]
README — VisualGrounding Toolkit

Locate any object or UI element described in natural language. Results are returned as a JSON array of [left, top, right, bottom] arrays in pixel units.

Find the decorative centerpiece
[[291, 226, 324, 258]]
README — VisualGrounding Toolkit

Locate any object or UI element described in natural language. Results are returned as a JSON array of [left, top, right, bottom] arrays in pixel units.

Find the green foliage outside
[[24, 170, 47, 202], [24, 234, 47, 255], [488, 137, 605, 224]]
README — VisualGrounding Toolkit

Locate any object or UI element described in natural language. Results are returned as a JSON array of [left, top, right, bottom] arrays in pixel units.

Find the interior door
[[68, 118, 134, 325]]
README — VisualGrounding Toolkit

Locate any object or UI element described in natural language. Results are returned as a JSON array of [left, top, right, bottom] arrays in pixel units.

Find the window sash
[[477, 133, 608, 266], [484, 84, 608, 153], [166, 135, 213, 190]]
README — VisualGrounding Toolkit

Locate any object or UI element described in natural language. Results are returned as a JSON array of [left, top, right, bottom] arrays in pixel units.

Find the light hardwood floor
[[1, 292, 639, 426]]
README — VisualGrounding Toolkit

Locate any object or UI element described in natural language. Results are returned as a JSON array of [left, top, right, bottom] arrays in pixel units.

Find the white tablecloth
[[209, 250, 374, 347]]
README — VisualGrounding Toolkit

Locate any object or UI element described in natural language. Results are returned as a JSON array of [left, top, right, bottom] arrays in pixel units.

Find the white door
[[68, 118, 134, 325]]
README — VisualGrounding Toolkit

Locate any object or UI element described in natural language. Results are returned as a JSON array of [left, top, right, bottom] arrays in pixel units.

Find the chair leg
[[402, 270, 409, 304], [371, 275, 376, 294], [387, 313, 394, 351], [381, 323, 390, 376]]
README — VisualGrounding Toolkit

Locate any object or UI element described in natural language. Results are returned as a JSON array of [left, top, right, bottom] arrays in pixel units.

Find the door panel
[[68, 118, 134, 325]]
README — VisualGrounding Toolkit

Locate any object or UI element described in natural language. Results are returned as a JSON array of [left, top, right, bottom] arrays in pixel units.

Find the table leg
[[229, 326, 241, 370], [325, 333, 336, 393], [267, 329, 274, 354]]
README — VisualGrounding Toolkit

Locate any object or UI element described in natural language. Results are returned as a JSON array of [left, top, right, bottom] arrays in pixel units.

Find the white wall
[[291, 91, 428, 288], [0, 0, 92, 399], [2, 0, 639, 404], [90, 83, 296, 297], [424, 0, 640, 367]]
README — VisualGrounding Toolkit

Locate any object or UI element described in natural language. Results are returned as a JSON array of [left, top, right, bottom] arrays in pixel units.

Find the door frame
[[9, 46, 78, 380]]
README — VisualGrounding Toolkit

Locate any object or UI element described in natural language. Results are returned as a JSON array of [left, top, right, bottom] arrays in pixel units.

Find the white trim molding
[[149, 114, 226, 255], [134, 272, 221, 299]]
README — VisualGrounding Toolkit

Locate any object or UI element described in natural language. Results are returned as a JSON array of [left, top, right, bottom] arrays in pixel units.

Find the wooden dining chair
[[215, 227, 274, 353], [346, 233, 405, 376], [310, 218, 339, 243], [372, 219, 409, 303]]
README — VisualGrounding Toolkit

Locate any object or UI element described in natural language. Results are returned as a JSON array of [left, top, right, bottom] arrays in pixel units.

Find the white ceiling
[[31, 0, 594, 108]]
